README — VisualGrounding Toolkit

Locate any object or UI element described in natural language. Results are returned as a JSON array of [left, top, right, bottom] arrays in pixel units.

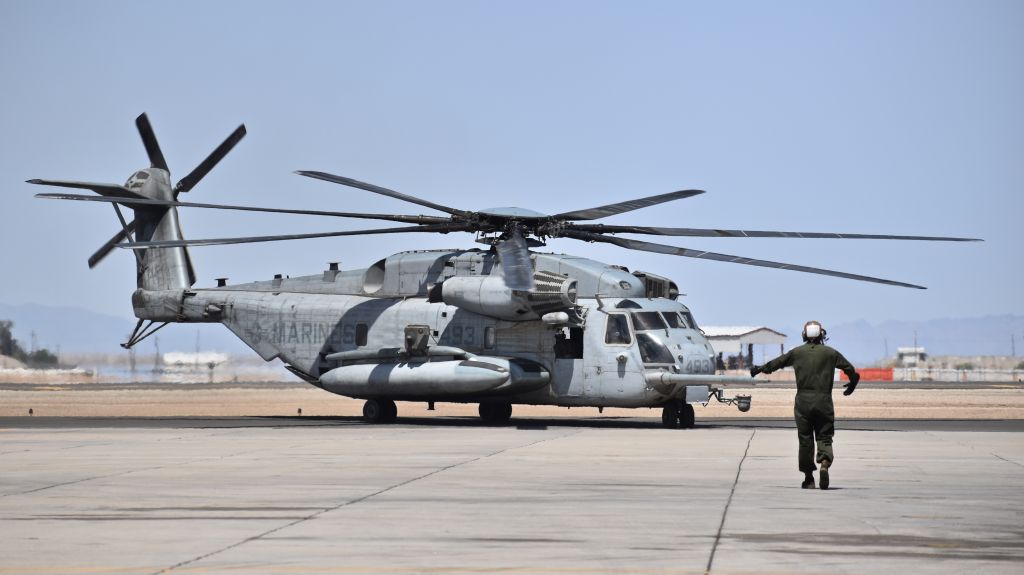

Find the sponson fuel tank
[[319, 357, 550, 397]]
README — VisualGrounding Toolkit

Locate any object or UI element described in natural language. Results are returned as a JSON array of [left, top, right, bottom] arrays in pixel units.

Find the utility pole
[[153, 336, 161, 373]]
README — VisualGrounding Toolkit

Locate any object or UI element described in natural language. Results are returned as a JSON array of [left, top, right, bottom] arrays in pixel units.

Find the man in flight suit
[[750, 321, 860, 489]]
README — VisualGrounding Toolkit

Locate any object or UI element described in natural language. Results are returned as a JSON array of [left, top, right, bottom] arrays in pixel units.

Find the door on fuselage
[[551, 326, 585, 397], [583, 312, 640, 399]]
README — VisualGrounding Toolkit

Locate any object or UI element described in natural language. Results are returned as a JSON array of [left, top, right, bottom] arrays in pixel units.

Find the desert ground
[[2, 379, 1022, 420]]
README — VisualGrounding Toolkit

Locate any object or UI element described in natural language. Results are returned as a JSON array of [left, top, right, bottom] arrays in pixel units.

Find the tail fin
[[29, 113, 246, 292], [129, 168, 194, 291]]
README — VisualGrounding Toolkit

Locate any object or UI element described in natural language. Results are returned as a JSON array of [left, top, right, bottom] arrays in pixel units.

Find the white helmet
[[802, 320, 826, 343]]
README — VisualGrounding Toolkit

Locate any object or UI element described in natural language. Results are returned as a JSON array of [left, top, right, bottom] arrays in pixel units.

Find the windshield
[[631, 311, 667, 331], [637, 332, 675, 364], [663, 312, 687, 329], [681, 310, 699, 330]]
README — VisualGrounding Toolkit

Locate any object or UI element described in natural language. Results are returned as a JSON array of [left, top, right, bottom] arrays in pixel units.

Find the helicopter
[[30, 114, 980, 428]]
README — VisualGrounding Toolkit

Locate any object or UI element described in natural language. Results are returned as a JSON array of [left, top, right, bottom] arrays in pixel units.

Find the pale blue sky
[[1, 1, 1021, 339]]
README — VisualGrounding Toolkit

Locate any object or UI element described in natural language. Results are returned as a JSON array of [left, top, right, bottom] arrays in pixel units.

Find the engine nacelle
[[432, 271, 577, 321]]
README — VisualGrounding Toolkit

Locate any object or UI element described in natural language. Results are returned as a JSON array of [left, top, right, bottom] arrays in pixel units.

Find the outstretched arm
[[836, 351, 860, 395], [751, 350, 794, 376]]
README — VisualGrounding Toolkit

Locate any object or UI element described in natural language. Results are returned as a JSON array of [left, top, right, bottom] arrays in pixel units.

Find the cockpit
[[602, 300, 704, 366]]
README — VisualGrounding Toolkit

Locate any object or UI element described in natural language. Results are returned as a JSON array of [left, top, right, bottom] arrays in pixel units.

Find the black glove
[[749, 365, 763, 377], [843, 372, 860, 395]]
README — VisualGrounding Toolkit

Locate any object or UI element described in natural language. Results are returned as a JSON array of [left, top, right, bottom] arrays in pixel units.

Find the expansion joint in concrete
[[704, 429, 755, 575]]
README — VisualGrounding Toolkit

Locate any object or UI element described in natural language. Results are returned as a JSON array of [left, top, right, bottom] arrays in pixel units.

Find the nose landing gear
[[661, 399, 695, 429]]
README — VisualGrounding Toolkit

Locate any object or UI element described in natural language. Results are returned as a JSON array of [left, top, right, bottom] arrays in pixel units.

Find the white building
[[702, 326, 788, 369], [896, 346, 927, 367]]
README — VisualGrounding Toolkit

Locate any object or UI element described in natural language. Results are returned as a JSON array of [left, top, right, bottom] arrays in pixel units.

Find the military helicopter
[[31, 114, 980, 428]]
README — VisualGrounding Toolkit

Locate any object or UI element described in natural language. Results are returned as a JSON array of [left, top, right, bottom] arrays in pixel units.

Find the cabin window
[[637, 333, 675, 364], [355, 323, 368, 347], [484, 326, 496, 349], [631, 311, 667, 331], [662, 312, 685, 329], [604, 313, 632, 345]]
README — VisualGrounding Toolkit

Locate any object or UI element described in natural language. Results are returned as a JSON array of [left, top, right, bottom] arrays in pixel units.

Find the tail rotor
[[28, 113, 246, 278]]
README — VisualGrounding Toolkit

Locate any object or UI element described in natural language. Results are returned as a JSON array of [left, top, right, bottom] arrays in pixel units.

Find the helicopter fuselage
[[133, 249, 733, 411]]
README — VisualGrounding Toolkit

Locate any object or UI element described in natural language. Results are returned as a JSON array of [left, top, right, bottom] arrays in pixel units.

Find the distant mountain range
[[789, 315, 1024, 365], [1, 302, 1021, 365]]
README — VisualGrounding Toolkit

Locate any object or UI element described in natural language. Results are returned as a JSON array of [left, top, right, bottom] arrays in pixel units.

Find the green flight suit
[[761, 343, 856, 472]]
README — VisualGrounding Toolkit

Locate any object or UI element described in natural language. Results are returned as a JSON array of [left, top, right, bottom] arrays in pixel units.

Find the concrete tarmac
[[1, 418, 1022, 574]]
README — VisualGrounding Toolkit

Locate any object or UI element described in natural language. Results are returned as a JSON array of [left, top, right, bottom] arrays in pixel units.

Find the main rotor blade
[[33, 192, 453, 225], [295, 170, 468, 216], [563, 230, 926, 289], [569, 224, 982, 242], [552, 189, 705, 221], [88, 221, 137, 269], [495, 229, 535, 291], [173, 124, 247, 195], [135, 113, 169, 172], [120, 223, 471, 249], [27, 179, 145, 199]]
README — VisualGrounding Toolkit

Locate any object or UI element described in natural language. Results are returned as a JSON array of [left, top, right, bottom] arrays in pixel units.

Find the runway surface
[[1, 417, 1022, 574], [2, 415, 1024, 432], [3, 379, 1021, 392]]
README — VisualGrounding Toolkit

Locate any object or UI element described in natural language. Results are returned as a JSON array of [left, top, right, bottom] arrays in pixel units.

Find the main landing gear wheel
[[661, 400, 696, 429], [478, 401, 513, 425], [680, 402, 695, 428], [363, 399, 398, 424]]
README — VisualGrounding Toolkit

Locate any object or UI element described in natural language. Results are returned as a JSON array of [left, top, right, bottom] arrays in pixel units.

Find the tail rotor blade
[[173, 124, 247, 195], [135, 113, 169, 172], [87, 221, 137, 268]]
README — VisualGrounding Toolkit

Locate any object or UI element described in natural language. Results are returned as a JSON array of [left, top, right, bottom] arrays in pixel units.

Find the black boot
[[801, 471, 815, 489], [819, 459, 830, 490]]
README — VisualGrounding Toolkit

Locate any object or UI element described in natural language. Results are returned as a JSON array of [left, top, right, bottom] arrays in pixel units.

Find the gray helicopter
[[31, 114, 980, 427]]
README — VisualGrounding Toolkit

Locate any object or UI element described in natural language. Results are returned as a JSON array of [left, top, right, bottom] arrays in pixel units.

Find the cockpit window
[[663, 312, 685, 329], [604, 313, 632, 345], [631, 311, 667, 331], [637, 332, 675, 364], [135, 171, 150, 180], [681, 310, 699, 329]]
